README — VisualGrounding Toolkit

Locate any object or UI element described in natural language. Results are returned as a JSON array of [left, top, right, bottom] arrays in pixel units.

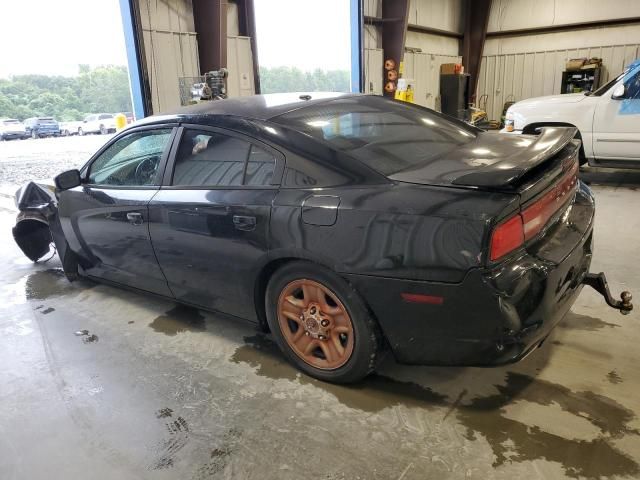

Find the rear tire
[[78, 127, 84, 136], [265, 261, 381, 383], [99, 125, 106, 135], [31, 130, 38, 139]]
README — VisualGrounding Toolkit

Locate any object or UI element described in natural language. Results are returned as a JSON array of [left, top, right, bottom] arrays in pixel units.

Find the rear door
[[57, 126, 176, 295], [148, 125, 282, 321], [592, 65, 640, 161]]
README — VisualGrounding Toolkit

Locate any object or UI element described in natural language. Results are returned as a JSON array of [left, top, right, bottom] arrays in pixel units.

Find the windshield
[[590, 72, 625, 97], [274, 96, 478, 176]]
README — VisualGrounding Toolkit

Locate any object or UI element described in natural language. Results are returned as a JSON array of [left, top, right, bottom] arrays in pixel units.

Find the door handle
[[233, 215, 256, 231], [126, 212, 144, 226]]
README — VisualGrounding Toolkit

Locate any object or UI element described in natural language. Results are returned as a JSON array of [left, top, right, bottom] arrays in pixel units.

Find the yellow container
[[115, 113, 127, 131]]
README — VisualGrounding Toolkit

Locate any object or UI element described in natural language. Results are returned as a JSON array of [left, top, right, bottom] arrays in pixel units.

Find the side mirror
[[54, 169, 82, 191], [612, 84, 626, 100]]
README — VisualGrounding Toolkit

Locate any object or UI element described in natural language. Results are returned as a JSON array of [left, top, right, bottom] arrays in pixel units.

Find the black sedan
[[12, 93, 631, 383]]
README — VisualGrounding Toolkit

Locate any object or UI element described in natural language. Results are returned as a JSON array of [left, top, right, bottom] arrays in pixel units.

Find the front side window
[[172, 129, 276, 187], [88, 128, 172, 186]]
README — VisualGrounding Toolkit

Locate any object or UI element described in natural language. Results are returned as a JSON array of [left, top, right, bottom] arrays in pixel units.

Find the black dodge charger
[[13, 93, 631, 383]]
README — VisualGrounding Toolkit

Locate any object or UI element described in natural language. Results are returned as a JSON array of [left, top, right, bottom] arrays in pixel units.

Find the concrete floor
[[0, 171, 639, 480]]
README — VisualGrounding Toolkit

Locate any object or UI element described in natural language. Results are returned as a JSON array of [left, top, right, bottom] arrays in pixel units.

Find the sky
[[0, 0, 128, 78], [253, 0, 352, 71], [0, 0, 352, 79]]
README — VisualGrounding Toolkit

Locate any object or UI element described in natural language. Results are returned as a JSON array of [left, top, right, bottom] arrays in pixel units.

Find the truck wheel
[[265, 261, 381, 383], [31, 130, 38, 139], [99, 125, 107, 135], [78, 127, 84, 136]]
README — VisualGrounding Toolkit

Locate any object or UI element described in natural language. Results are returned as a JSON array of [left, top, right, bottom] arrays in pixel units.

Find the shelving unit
[[561, 67, 601, 94]]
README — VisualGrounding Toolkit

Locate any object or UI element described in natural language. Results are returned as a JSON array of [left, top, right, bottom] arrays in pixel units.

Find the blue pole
[[118, 0, 147, 119], [350, 0, 363, 93]]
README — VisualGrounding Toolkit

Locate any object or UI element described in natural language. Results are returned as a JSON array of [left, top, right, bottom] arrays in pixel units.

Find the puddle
[[149, 305, 206, 336], [83, 334, 99, 343], [24, 268, 94, 300], [41, 307, 55, 314], [559, 312, 620, 331], [232, 334, 640, 479], [231, 334, 447, 413]]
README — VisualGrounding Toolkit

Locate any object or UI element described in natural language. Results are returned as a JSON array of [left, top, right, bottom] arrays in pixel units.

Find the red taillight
[[490, 160, 578, 262], [490, 214, 524, 261], [521, 161, 578, 240]]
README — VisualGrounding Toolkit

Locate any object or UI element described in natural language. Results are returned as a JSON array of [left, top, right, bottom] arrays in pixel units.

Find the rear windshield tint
[[274, 96, 478, 176]]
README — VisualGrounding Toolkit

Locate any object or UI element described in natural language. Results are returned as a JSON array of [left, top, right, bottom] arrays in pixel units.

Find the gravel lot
[[0, 135, 112, 189]]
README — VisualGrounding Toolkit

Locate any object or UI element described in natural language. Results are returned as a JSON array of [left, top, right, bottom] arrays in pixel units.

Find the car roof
[[153, 92, 355, 122]]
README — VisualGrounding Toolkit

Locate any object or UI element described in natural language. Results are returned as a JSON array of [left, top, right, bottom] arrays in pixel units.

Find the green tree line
[[259, 66, 350, 93], [0, 65, 132, 121]]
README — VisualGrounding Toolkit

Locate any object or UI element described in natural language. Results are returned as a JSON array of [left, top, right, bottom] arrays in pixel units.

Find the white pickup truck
[[503, 59, 640, 168], [79, 113, 117, 135]]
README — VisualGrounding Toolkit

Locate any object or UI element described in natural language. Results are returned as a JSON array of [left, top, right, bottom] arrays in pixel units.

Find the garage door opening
[[253, 0, 352, 93]]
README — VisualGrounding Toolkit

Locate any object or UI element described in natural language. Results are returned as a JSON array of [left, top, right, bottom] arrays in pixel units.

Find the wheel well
[[254, 257, 299, 332], [253, 257, 387, 352], [522, 122, 586, 161]]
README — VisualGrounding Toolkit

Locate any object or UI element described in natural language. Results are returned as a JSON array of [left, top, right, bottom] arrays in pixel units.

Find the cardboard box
[[440, 63, 460, 75], [566, 58, 586, 71]]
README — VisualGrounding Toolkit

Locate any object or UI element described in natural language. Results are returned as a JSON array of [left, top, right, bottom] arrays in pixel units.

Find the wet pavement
[[0, 176, 639, 479]]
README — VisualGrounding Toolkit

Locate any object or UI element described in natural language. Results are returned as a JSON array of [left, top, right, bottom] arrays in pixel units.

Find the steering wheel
[[134, 156, 160, 185]]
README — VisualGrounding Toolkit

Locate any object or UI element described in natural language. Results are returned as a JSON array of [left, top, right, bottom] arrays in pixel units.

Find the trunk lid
[[390, 127, 578, 198]]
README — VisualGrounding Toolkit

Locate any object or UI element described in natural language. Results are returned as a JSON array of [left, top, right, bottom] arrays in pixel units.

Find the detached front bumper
[[346, 182, 630, 366]]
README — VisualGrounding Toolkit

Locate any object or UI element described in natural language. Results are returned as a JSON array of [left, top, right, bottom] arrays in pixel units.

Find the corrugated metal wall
[[478, 43, 640, 122], [403, 52, 461, 109], [139, 0, 200, 113]]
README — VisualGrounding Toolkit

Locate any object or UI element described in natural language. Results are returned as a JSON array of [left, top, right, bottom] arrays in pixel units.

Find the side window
[[172, 129, 276, 187], [245, 145, 276, 186], [88, 128, 172, 186]]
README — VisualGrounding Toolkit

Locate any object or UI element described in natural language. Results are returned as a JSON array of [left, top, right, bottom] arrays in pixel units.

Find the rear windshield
[[274, 96, 478, 176], [38, 117, 56, 123], [99, 114, 113, 119]]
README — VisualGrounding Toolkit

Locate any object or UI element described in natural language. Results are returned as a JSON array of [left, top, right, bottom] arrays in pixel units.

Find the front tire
[[78, 127, 84, 136], [99, 124, 106, 135], [265, 261, 381, 383]]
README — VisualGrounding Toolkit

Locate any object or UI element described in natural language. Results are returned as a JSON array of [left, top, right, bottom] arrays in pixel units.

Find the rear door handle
[[126, 212, 144, 226], [233, 215, 256, 231]]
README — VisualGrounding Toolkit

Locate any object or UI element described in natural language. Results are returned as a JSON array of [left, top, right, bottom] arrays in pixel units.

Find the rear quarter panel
[[270, 183, 518, 283]]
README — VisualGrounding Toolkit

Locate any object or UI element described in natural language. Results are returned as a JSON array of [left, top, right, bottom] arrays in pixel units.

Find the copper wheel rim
[[277, 279, 355, 370]]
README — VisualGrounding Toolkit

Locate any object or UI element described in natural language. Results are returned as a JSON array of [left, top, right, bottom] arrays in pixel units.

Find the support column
[[461, 0, 492, 100], [193, 0, 228, 73], [381, 0, 410, 97]]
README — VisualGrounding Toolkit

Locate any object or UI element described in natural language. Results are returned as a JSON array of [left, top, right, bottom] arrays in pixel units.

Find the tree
[[0, 65, 132, 120], [259, 66, 350, 94]]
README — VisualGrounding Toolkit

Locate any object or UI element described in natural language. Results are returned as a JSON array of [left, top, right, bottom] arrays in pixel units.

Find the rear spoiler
[[452, 127, 578, 188]]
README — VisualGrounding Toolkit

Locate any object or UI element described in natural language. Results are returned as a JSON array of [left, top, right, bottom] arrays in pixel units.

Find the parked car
[[123, 112, 135, 124], [503, 59, 640, 168], [79, 113, 117, 135], [12, 93, 631, 383], [0, 118, 26, 140], [60, 121, 83, 136], [23, 117, 60, 139]]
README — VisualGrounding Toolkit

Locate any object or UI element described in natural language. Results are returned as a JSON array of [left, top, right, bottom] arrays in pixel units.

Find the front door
[[57, 127, 176, 295], [592, 65, 640, 161], [148, 126, 281, 321]]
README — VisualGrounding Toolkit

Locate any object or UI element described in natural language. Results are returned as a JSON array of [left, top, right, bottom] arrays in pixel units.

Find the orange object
[[384, 81, 396, 93], [384, 59, 396, 71], [387, 69, 398, 81]]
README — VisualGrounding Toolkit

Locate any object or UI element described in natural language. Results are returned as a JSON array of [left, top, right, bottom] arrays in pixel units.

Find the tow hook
[[582, 273, 633, 315]]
